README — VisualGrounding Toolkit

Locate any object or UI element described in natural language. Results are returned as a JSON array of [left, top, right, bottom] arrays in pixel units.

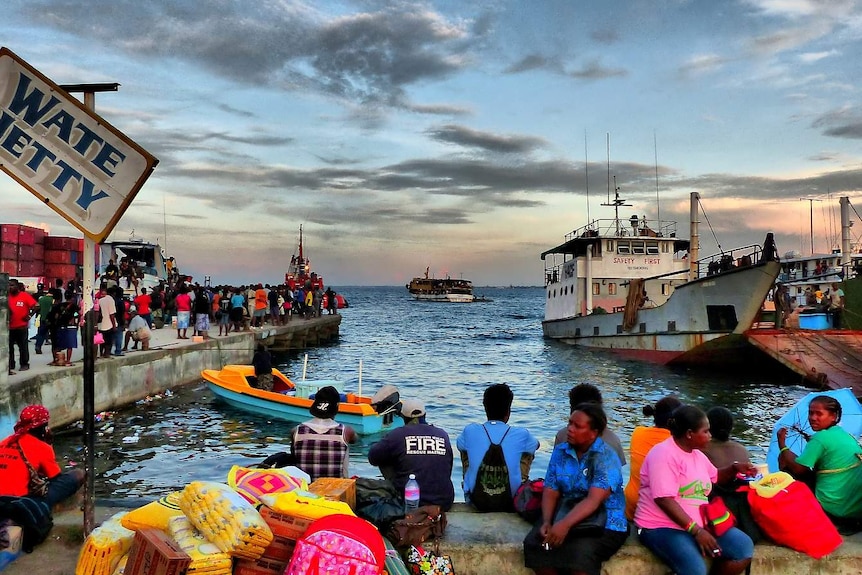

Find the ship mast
[[601, 134, 631, 235], [298, 224, 304, 266]]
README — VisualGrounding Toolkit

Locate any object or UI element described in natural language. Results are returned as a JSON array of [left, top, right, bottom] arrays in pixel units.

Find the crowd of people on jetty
[[5, 274, 341, 374]]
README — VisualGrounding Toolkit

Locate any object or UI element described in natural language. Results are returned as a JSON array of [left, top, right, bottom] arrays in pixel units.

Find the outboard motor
[[371, 385, 401, 425]]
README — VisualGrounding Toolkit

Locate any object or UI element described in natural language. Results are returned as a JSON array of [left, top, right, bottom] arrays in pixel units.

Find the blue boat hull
[[206, 382, 401, 435]]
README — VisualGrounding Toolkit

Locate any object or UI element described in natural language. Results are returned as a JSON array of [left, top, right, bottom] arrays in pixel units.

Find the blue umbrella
[[767, 388, 862, 472]]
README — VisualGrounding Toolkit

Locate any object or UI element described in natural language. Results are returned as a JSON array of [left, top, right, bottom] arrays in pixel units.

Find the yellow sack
[[178, 481, 273, 558], [227, 465, 308, 505], [752, 471, 795, 499], [120, 492, 184, 531], [259, 491, 354, 519], [76, 512, 135, 575], [166, 516, 232, 573]]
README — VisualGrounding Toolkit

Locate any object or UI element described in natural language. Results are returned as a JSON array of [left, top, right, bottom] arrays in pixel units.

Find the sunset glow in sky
[[2, 0, 862, 286]]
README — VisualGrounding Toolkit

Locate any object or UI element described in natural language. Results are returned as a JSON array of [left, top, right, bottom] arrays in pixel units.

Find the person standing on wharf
[[368, 399, 455, 510]]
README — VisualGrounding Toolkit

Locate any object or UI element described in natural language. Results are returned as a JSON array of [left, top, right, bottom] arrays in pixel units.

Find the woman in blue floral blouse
[[523, 402, 628, 575]]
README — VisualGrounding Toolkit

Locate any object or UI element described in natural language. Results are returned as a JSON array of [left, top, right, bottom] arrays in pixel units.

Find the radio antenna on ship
[[584, 130, 591, 226], [654, 131, 661, 230], [601, 133, 631, 236]]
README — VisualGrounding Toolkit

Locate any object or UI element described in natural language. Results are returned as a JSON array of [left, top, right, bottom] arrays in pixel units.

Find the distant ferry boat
[[541, 191, 781, 366], [407, 268, 475, 302]]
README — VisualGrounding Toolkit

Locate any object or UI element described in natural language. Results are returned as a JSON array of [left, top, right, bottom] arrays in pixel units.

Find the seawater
[[51, 286, 810, 501]]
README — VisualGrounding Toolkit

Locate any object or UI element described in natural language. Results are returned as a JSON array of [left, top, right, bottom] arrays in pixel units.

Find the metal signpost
[[0, 47, 158, 533]]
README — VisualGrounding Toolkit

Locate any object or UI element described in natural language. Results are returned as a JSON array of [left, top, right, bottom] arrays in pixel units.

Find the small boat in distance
[[202, 365, 403, 435], [407, 267, 475, 302], [285, 225, 325, 292]]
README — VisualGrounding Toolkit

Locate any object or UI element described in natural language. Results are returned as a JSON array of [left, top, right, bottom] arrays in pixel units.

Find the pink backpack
[[285, 514, 386, 575]]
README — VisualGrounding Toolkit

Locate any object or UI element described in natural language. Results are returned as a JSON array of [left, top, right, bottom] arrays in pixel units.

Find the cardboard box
[[233, 556, 288, 575], [258, 506, 313, 540], [308, 477, 356, 510], [125, 528, 191, 575], [261, 534, 296, 562]]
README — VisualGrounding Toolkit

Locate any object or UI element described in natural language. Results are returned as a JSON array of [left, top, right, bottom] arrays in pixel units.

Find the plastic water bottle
[[404, 474, 420, 513]]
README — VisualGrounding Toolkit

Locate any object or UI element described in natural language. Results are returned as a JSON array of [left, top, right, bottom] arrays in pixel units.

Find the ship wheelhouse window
[[661, 242, 670, 253], [592, 282, 600, 295], [632, 241, 646, 255], [607, 240, 614, 252], [608, 283, 617, 295], [647, 241, 659, 255], [617, 241, 631, 255]]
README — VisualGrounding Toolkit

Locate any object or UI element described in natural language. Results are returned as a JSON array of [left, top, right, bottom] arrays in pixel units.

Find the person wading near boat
[[457, 383, 540, 511], [291, 386, 357, 482], [368, 399, 455, 510], [7, 279, 37, 375]]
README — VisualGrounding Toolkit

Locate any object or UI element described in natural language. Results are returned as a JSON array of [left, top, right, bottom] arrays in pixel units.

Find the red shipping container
[[44, 250, 72, 264], [1, 259, 16, 275], [0, 224, 21, 244], [77, 238, 84, 252], [0, 244, 16, 260], [34, 244, 44, 260], [32, 228, 45, 245], [18, 227, 35, 246], [43, 264, 78, 283], [17, 245, 34, 261], [45, 236, 77, 250], [17, 261, 42, 276]]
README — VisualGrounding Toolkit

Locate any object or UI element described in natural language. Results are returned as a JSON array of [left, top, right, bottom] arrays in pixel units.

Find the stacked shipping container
[[0, 223, 82, 284]]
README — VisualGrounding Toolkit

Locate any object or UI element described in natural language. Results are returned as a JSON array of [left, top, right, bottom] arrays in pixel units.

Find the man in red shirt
[[7, 279, 36, 374], [0, 404, 85, 503], [133, 287, 153, 329]]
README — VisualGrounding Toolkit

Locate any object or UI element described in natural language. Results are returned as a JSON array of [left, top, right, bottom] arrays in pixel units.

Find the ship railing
[[692, 243, 765, 279], [563, 218, 678, 243]]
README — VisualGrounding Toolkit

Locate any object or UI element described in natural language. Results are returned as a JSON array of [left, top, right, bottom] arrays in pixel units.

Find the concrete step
[[5, 504, 862, 575], [442, 504, 862, 575]]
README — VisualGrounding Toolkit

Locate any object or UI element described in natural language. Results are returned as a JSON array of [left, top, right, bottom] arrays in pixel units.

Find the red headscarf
[[14, 405, 50, 434]]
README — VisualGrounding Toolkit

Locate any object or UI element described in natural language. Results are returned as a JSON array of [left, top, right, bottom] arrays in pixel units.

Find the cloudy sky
[[2, 0, 862, 287]]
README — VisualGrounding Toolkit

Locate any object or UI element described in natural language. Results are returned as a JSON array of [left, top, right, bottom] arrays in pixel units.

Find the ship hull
[[543, 260, 781, 366]]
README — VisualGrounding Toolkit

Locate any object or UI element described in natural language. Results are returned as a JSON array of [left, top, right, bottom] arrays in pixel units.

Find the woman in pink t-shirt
[[634, 405, 756, 575]]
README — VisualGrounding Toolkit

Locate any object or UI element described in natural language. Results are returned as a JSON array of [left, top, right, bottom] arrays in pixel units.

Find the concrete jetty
[[0, 304, 341, 430], [3, 503, 862, 575]]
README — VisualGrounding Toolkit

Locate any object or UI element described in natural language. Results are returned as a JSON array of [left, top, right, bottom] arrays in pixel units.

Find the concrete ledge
[[6, 503, 862, 575], [442, 504, 862, 575]]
